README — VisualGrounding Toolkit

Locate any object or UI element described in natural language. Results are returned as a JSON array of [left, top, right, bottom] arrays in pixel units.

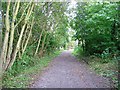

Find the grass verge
[[72, 49, 118, 88], [87, 56, 118, 88], [2, 50, 61, 88]]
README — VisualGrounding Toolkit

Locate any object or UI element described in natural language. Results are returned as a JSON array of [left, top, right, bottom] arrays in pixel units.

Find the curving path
[[30, 50, 112, 88]]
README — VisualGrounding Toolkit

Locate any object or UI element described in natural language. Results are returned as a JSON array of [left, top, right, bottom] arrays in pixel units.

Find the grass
[[87, 56, 118, 88], [2, 50, 61, 88], [72, 47, 118, 88]]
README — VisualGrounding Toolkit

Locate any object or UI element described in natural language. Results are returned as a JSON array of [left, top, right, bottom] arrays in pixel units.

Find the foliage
[[2, 50, 61, 88], [0, 2, 69, 71], [71, 2, 120, 57], [1, 2, 69, 87], [88, 56, 118, 88], [1, 1, 120, 88], [72, 46, 83, 56], [71, 2, 120, 88]]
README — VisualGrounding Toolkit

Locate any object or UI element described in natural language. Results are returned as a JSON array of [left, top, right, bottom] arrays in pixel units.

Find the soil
[[30, 50, 112, 88]]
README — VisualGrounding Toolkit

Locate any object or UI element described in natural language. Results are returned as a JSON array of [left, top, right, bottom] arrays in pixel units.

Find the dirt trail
[[30, 50, 112, 88]]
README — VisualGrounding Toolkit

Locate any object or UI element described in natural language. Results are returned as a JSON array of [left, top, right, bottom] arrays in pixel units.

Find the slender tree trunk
[[22, 25, 29, 52], [7, 3, 34, 70], [43, 36, 50, 54], [43, 23, 52, 54], [0, 1, 10, 71], [22, 18, 34, 55], [0, 2, 2, 88], [39, 32, 47, 57], [18, 50, 21, 59], [34, 18, 47, 56], [14, 2, 31, 28], [34, 29, 43, 55], [5, 1, 20, 70], [10, 24, 26, 68], [0, 2, 2, 55]]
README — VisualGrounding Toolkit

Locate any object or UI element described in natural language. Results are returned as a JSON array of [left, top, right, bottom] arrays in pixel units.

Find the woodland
[[0, 1, 120, 88]]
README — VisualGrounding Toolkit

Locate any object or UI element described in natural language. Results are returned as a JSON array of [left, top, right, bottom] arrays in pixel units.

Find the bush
[[73, 45, 83, 56]]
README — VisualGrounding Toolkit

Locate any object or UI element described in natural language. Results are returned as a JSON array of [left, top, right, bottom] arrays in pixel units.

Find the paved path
[[31, 50, 112, 88]]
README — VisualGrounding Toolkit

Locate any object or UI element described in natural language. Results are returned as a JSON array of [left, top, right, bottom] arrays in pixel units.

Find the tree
[[72, 2, 120, 56], [0, 2, 69, 72]]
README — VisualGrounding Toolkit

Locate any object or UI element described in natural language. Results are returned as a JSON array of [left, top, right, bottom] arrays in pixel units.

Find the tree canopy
[[0, 2, 69, 72], [71, 2, 120, 56]]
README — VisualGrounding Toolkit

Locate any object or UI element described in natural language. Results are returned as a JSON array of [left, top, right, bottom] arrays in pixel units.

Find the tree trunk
[[7, 3, 34, 70], [22, 18, 34, 55], [34, 29, 43, 55], [43, 36, 50, 54], [34, 13, 47, 56], [0, 3, 2, 89], [14, 2, 31, 28], [5, 1, 20, 70], [0, 1, 10, 71], [22, 25, 29, 52], [39, 32, 47, 57]]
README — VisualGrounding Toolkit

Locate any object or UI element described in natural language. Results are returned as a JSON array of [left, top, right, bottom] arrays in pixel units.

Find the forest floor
[[30, 50, 113, 88]]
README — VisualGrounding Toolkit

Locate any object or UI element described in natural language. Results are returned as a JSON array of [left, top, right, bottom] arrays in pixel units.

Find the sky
[[67, 0, 78, 44]]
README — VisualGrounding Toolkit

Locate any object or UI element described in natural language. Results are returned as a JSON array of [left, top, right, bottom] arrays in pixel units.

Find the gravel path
[[31, 50, 112, 88]]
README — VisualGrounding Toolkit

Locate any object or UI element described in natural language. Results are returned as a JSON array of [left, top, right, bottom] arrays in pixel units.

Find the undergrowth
[[2, 50, 61, 88], [72, 46, 119, 88], [88, 56, 118, 88]]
